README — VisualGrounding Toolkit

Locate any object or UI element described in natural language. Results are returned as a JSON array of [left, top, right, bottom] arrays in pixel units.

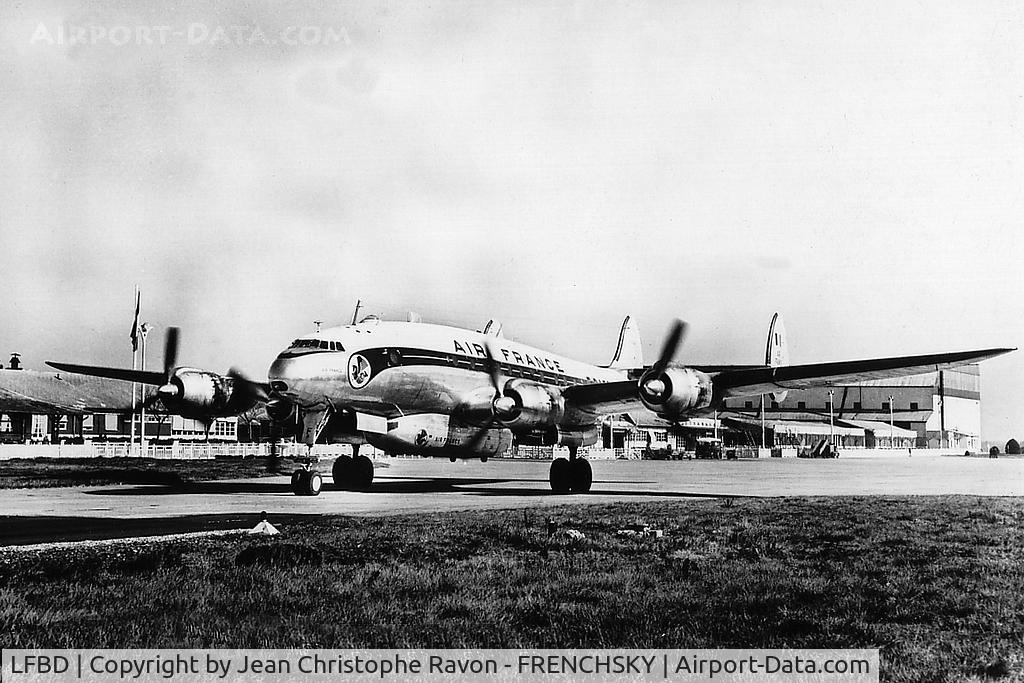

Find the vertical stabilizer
[[606, 316, 644, 369], [482, 319, 505, 338], [765, 312, 789, 402]]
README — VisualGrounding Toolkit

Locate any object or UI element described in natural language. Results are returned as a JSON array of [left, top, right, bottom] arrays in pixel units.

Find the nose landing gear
[[290, 466, 323, 496]]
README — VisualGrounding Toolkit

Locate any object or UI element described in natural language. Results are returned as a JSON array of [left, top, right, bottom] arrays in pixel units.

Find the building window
[[910, 402, 918, 411], [797, 401, 806, 409], [770, 400, 779, 409], [854, 402, 862, 410], [882, 402, 890, 411], [744, 401, 753, 409]]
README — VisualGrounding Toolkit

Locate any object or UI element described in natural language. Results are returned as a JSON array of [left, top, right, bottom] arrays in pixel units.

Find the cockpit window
[[287, 339, 344, 351]]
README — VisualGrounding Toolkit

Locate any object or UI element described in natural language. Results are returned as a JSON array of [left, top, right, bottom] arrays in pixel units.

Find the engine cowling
[[499, 379, 564, 429], [157, 368, 258, 418], [638, 366, 713, 420]]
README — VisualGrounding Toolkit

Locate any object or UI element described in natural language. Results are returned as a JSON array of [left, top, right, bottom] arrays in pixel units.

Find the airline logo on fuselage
[[348, 353, 372, 388], [452, 340, 565, 374]]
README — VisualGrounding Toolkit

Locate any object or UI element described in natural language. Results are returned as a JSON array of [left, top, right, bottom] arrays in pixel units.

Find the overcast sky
[[1, 1, 1022, 439]]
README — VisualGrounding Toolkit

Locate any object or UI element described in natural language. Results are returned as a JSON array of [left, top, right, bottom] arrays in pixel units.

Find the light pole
[[828, 389, 835, 453], [888, 395, 894, 449]]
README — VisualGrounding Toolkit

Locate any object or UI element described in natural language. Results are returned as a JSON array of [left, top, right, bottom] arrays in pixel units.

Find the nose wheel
[[290, 467, 323, 496]]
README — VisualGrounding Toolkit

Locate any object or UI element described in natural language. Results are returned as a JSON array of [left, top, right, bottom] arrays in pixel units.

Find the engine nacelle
[[500, 379, 565, 429], [515, 425, 600, 448], [638, 366, 713, 420], [158, 368, 257, 418]]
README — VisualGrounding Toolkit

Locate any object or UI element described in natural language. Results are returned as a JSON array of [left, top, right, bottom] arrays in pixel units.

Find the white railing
[[0, 442, 284, 460]]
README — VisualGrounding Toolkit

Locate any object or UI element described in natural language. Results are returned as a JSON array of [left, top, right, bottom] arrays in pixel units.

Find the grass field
[[0, 457, 286, 488], [1, 497, 1021, 682]]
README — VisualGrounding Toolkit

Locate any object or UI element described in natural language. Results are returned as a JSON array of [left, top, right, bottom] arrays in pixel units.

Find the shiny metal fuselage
[[267, 320, 626, 455]]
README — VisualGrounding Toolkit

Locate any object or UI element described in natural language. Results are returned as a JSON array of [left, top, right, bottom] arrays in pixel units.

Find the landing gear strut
[[290, 465, 323, 496], [549, 446, 592, 493], [332, 444, 374, 491]]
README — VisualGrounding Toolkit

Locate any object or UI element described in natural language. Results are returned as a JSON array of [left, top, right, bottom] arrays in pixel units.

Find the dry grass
[[1, 497, 1022, 683]]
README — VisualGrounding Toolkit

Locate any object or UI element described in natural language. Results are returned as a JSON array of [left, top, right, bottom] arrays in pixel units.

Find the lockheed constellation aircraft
[[46, 314, 1011, 496]]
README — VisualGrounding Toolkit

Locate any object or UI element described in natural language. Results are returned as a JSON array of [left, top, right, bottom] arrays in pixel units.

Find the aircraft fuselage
[[267, 320, 625, 456]]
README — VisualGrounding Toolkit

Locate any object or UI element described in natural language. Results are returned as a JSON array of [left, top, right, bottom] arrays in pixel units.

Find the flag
[[130, 289, 141, 352]]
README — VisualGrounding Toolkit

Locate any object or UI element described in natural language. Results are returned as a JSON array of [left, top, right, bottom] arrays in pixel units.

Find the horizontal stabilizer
[[45, 361, 166, 386]]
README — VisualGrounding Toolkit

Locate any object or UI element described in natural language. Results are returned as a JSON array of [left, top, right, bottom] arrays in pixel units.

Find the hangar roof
[[0, 369, 149, 414]]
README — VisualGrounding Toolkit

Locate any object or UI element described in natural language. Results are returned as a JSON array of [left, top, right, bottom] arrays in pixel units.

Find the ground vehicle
[[695, 437, 723, 459], [643, 440, 675, 460]]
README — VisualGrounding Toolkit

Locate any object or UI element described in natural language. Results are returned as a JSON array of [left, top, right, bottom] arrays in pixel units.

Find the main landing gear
[[549, 446, 592, 493], [331, 444, 374, 491], [291, 466, 323, 496]]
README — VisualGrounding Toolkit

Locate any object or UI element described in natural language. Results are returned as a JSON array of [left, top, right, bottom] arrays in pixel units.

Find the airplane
[[44, 312, 1013, 496]]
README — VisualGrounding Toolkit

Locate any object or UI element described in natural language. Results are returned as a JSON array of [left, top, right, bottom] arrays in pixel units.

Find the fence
[[0, 442, 394, 461]]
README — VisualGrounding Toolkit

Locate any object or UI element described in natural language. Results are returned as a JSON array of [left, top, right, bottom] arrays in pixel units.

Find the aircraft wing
[[0, 369, 156, 414], [714, 347, 1013, 398], [562, 347, 1013, 414], [44, 362, 165, 385]]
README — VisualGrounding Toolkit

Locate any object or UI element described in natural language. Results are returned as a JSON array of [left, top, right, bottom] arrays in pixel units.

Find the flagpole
[[140, 324, 149, 457], [130, 286, 139, 455]]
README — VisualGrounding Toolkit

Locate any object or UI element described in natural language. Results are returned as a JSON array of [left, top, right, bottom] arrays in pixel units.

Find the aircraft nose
[[268, 357, 295, 384]]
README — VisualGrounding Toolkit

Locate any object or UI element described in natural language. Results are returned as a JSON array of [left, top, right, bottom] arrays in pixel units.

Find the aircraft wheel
[[569, 458, 592, 493], [549, 457, 571, 493], [332, 456, 353, 490], [291, 469, 322, 496], [352, 455, 374, 491], [306, 471, 323, 496]]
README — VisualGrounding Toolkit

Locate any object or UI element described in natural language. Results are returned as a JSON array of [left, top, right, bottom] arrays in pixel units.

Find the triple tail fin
[[765, 312, 789, 402], [482, 319, 505, 338], [605, 315, 644, 369]]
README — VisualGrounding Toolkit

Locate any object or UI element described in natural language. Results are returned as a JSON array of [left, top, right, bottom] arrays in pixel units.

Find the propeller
[[463, 340, 516, 452], [155, 327, 182, 404], [227, 367, 270, 404], [640, 319, 687, 401], [116, 327, 181, 415]]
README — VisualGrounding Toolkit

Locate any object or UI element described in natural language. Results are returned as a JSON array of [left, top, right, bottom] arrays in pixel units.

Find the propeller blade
[[482, 340, 503, 396], [463, 416, 498, 453], [163, 327, 180, 381], [650, 319, 687, 376], [227, 367, 270, 403]]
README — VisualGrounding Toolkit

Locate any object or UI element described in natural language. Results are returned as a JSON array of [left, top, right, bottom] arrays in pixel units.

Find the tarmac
[[2, 455, 1022, 546]]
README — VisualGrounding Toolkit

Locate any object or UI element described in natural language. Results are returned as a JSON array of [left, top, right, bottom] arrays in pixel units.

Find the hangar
[[717, 364, 982, 452]]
